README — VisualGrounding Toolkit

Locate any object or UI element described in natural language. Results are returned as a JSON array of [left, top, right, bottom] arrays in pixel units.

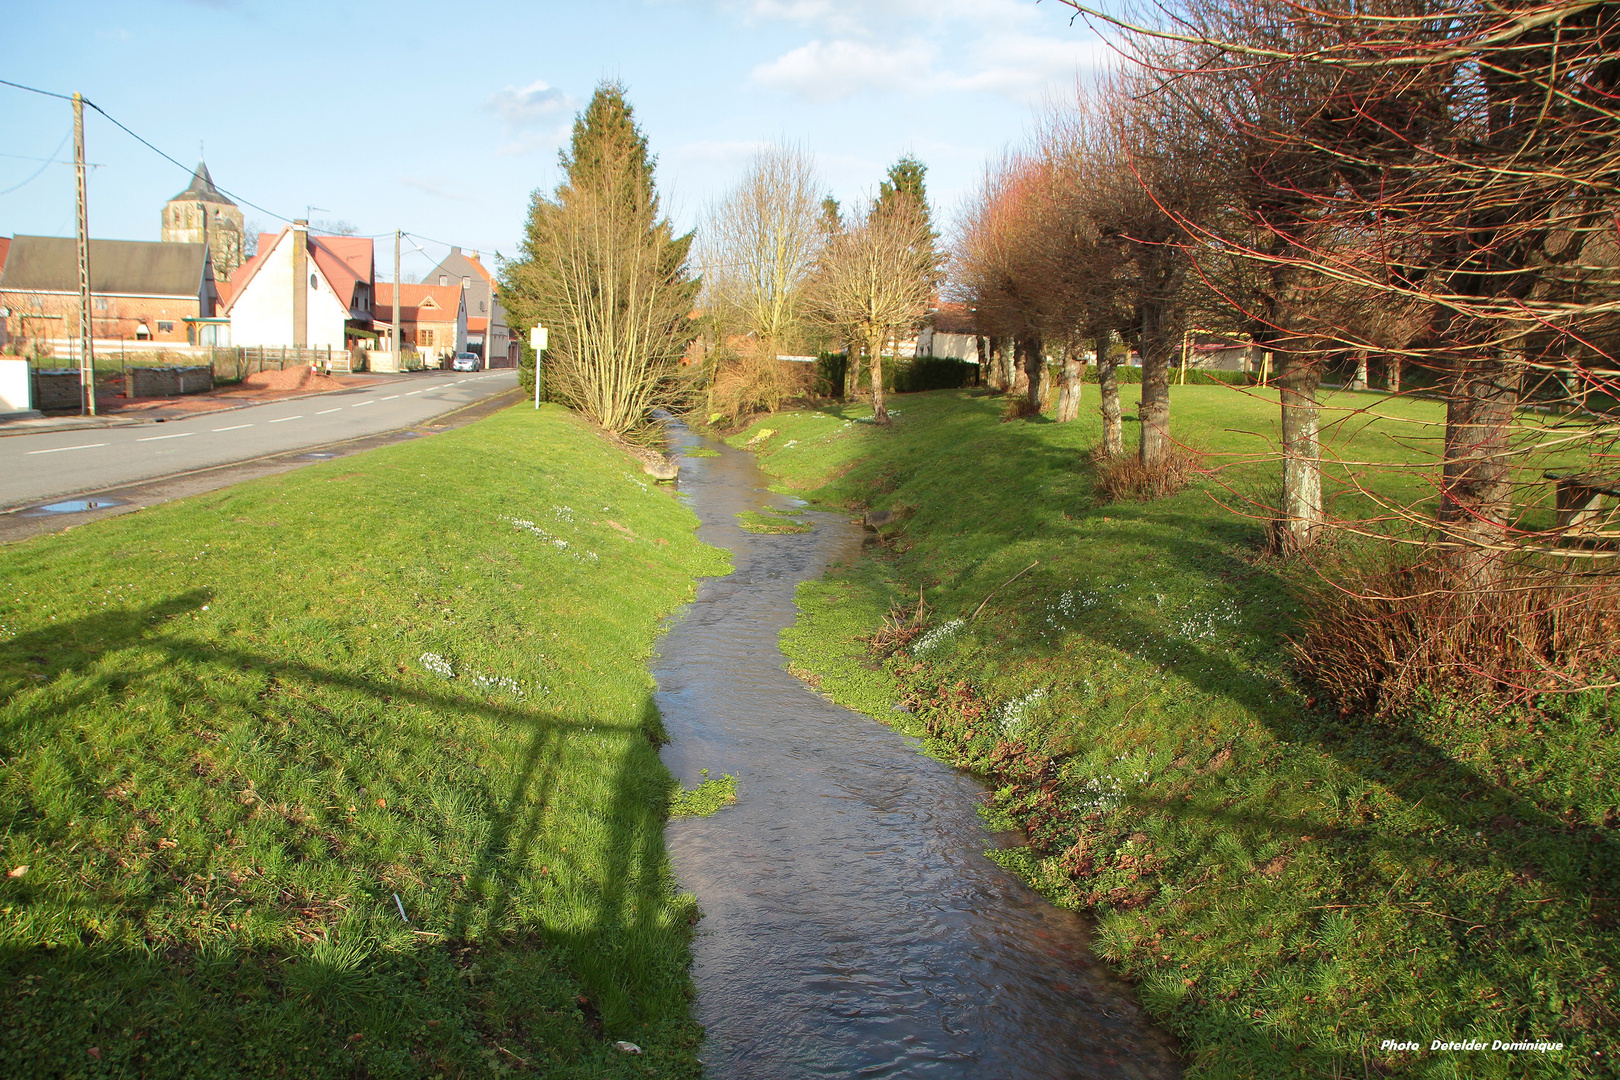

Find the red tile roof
[[0, 237, 11, 277], [372, 282, 464, 324], [467, 316, 489, 333]]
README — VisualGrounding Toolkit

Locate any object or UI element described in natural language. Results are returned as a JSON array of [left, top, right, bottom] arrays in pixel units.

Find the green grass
[[667, 773, 738, 818], [744, 386, 1619, 1080], [734, 510, 813, 535], [0, 403, 731, 1078]]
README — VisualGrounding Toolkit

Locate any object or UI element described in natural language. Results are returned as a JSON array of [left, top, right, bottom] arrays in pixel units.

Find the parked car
[[451, 352, 481, 372]]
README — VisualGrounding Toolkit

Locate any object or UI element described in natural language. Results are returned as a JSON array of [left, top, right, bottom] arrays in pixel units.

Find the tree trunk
[[1139, 301, 1173, 465], [1021, 335, 1044, 412], [974, 335, 987, 387], [1350, 351, 1368, 391], [1097, 332, 1123, 455], [1437, 353, 1521, 584], [869, 329, 890, 425], [1273, 347, 1323, 553], [844, 343, 862, 400], [1387, 354, 1402, 394], [1010, 337, 1029, 399], [986, 337, 1008, 392], [1056, 343, 1084, 422]]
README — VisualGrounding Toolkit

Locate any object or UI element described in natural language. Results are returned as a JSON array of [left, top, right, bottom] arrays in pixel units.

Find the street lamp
[[529, 324, 547, 409]]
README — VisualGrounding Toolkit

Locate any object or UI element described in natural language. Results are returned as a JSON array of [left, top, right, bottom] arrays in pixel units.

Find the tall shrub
[[501, 82, 699, 435]]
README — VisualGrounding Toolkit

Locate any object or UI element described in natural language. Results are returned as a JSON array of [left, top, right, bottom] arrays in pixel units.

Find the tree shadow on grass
[[0, 593, 699, 1076]]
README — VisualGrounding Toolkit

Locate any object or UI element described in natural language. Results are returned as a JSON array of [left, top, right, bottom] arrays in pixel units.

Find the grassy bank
[[0, 404, 730, 1077], [739, 387, 1618, 1080]]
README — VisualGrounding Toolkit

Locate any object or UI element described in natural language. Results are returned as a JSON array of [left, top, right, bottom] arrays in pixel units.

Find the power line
[[0, 75, 295, 223], [0, 129, 70, 197]]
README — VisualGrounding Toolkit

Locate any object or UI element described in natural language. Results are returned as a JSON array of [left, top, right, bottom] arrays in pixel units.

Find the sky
[[2, 0, 1106, 283]]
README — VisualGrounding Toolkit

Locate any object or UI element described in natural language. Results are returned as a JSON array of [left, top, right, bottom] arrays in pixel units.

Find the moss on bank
[[747, 388, 1619, 1080]]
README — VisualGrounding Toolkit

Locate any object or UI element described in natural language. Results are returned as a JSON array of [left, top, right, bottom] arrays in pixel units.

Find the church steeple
[[162, 160, 245, 277], [169, 161, 236, 207]]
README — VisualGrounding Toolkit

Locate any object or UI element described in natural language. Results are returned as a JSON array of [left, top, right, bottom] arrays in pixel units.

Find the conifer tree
[[502, 81, 698, 434]]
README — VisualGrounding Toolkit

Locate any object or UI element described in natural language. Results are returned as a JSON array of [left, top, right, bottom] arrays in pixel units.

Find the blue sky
[[2, 0, 1103, 282]]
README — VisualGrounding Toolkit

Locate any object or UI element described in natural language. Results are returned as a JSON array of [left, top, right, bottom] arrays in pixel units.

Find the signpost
[[529, 325, 547, 409]]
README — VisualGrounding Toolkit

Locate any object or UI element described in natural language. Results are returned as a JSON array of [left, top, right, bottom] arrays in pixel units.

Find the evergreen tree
[[502, 81, 699, 434]]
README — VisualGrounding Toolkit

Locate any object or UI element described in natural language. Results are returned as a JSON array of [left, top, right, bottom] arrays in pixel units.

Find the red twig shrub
[[1090, 446, 1200, 503], [1291, 550, 1620, 716]]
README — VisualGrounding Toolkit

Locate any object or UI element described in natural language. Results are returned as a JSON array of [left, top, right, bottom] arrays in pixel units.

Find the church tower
[[162, 161, 245, 278]]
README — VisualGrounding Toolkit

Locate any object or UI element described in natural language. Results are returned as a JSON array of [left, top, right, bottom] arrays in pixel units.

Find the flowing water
[[655, 427, 1180, 1080]]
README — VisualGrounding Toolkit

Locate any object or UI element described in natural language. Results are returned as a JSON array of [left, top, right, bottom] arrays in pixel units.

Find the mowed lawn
[[0, 404, 730, 1078], [741, 384, 1619, 1080]]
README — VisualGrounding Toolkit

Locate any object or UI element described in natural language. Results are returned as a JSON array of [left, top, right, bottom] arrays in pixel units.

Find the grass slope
[[742, 387, 1618, 1080], [0, 404, 730, 1078]]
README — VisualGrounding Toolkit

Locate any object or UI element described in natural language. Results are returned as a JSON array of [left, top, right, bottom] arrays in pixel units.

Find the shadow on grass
[[0, 592, 697, 1076]]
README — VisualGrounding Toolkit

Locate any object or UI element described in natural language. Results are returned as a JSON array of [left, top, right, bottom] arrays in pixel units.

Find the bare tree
[[811, 200, 940, 425], [702, 145, 823, 416]]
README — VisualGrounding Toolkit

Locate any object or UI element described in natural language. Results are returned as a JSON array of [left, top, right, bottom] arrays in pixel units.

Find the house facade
[[915, 303, 983, 362], [420, 246, 515, 366], [0, 235, 219, 354], [225, 221, 374, 349], [372, 282, 466, 366]]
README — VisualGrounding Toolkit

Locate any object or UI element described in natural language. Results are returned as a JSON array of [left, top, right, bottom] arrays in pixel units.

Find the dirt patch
[[242, 367, 344, 393]]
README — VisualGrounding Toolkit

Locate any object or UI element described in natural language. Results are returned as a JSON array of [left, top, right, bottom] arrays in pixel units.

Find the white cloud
[[751, 38, 940, 101], [484, 79, 575, 129]]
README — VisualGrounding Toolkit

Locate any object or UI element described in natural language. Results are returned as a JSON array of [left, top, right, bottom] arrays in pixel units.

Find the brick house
[[372, 282, 467, 367], [0, 235, 219, 354], [224, 221, 374, 349], [420, 246, 515, 366]]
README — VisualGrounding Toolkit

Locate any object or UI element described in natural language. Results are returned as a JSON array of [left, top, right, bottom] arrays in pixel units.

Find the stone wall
[[126, 365, 215, 398], [31, 370, 83, 412]]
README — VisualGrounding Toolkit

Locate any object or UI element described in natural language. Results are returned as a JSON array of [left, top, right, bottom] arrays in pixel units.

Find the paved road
[[0, 369, 517, 510]]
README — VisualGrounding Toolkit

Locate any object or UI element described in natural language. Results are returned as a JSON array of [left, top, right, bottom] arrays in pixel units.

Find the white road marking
[[382, 395, 399, 400], [26, 442, 107, 455], [268, 415, 302, 424], [213, 423, 252, 432], [316, 408, 341, 415], [352, 400, 376, 407], [136, 432, 196, 442], [405, 390, 422, 396]]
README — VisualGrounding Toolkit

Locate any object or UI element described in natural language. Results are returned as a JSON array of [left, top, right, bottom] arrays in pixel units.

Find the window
[[439, 274, 448, 286], [310, 273, 320, 290], [462, 276, 470, 288], [479, 301, 486, 313], [157, 321, 174, 333], [94, 297, 109, 311], [420, 329, 435, 346]]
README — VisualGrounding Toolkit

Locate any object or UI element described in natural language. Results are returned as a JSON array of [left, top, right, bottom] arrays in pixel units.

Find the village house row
[[0, 163, 517, 369]]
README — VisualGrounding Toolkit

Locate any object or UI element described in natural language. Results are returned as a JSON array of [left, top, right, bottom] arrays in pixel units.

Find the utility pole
[[393, 229, 402, 372], [73, 93, 96, 416]]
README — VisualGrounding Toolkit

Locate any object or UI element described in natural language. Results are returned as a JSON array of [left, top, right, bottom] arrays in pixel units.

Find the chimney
[[292, 219, 308, 348], [450, 246, 461, 257]]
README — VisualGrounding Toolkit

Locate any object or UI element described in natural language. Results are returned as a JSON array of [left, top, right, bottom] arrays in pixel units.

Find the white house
[[224, 220, 373, 349]]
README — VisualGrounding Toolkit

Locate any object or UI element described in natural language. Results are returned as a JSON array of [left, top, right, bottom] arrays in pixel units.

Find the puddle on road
[[20, 497, 127, 516], [655, 423, 1180, 1080]]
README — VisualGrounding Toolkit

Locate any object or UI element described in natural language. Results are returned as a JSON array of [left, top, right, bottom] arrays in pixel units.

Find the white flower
[[913, 618, 964, 657], [420, 652, 454, 679]]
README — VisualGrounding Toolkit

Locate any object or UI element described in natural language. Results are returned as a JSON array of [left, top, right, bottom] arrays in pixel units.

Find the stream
[[654, 427, 1181, 1079]]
